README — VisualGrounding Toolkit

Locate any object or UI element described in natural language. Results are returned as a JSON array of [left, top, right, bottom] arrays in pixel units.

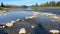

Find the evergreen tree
[[49, 1, 56, 6], [56, 1, 60, 6], [1, 2, 4, 7], [35, 3, 38, 6]]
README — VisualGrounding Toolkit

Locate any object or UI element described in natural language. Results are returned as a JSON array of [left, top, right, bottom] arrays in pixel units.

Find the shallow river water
[[0, 8, 60, 34]]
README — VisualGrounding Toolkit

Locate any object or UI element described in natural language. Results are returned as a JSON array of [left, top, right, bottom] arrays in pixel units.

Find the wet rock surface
[[4, 20, 49, 34], [0, 15, 60, 34]]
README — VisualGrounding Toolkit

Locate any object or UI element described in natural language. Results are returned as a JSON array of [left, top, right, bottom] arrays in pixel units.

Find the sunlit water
[[0, 8, 60, 34]]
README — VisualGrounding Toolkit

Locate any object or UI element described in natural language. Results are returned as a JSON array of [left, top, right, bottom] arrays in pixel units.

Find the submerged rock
[[0, 28, 8, 34]]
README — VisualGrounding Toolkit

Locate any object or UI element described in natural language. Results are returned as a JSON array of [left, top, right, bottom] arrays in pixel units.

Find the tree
[[31, 1, 60, 7], [40, 4, 45, 7], [56, 1, 60, 6], [1, 2, 4, 7], [35, 3, 38, 6], [49, 1, 56, 6], [43, 2, 49, 7], [40, 2, 49, 7]]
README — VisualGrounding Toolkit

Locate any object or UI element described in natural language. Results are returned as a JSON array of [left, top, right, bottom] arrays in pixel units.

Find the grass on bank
[[0, 6, 60, 10], [28, 6, 60, 9], [0, 7, 6, 10]]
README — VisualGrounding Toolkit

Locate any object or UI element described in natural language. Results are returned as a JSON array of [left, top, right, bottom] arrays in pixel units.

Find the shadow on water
[[34, 24, 49, 34], [0, 28, 8, 34]]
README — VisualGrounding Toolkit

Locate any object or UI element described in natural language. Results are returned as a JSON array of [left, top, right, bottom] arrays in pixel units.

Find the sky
[[0, 0, 60, 6]]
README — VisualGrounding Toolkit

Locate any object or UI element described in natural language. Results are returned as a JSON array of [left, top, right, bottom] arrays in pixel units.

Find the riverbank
[[0, 6, 60, 10], [0, 7, 6, 10], [28, 6, 60, 9]]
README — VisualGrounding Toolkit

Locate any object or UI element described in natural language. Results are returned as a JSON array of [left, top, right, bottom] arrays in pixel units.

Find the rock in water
[[16, 19, 21, 22], [5, 22, 13, 27], [49, 30, 60, 34], [19, 28, 26, 34], [31, 25, 35, 28]]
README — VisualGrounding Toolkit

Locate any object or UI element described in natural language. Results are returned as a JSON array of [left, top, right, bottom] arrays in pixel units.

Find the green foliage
[[44, 2, 49, 6], [56, 1, 60, 6], [49, 1, 56, 6], [40, 2, 49, 7], [31, 1, 60, 7], [35, 3, 38, 6]]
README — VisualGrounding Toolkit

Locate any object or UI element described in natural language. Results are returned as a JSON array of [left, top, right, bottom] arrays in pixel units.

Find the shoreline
[[28, 7, 60, 9], [0, 7, 60, 10]]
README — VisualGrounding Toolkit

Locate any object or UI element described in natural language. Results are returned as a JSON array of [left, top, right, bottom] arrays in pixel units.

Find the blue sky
[[0, 0, 60, 6]]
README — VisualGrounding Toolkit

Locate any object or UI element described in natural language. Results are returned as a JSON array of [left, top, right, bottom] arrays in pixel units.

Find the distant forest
[[31, 1, 60, 7], [0, 1, 60, 9]]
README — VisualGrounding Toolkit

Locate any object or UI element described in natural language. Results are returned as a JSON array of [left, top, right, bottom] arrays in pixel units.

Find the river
[[0, 8, 60, 34]]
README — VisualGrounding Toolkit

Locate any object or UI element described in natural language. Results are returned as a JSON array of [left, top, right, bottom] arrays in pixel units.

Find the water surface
[[0, 8, 60, 34]]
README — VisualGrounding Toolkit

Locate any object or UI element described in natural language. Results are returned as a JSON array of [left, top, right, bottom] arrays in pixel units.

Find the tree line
[[31, 1, 60, 7]]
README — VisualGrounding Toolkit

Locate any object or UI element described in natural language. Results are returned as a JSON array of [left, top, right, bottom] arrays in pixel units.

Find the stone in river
[[19, 28, 26, 34]]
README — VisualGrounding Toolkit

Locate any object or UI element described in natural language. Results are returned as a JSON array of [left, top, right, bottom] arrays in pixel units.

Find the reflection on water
[[0, 10, 33, 24], [34, 24, 49, 34], [0, 8, 60, 34]]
